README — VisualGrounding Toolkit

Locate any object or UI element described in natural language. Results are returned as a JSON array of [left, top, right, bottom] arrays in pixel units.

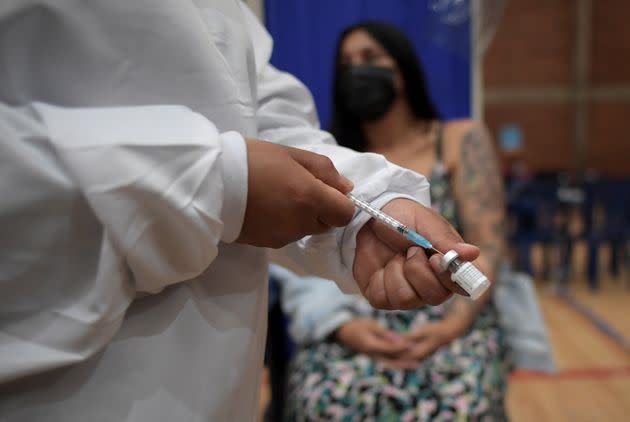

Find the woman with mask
[[280, 22, 509, 421]]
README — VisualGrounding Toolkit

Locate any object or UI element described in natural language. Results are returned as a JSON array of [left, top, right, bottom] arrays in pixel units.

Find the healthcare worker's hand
[[353, 198, 480, 310], [237, 139, 355, 248]]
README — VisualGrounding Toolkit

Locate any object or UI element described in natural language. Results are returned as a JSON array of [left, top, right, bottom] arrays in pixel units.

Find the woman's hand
[[334, 319, 409, 361], [336, 313, 474, 370], [387, 313, 474, 369]]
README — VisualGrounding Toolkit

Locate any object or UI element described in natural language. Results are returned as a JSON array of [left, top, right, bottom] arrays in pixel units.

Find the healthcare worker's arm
[[0, 103, 250, 293], [0, 103, 355, 295], [0, 2, 356, 299]]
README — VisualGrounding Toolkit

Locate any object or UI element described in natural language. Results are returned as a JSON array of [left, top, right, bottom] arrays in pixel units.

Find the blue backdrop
[[265, 0, 471, 128]]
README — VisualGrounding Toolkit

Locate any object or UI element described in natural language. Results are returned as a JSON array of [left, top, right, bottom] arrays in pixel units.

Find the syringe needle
[[429, 246, 443, 256]]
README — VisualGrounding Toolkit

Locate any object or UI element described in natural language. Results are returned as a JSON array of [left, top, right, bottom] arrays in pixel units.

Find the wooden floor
[[507, 288, 630, 421], [508, 243, 630, 421], [260, 243, 630, 421]]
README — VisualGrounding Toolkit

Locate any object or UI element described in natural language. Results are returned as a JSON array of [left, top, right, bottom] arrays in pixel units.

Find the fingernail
[[342, 176, 354, 192], [406, 246, 420, 260], [429, 254, 443, 266]]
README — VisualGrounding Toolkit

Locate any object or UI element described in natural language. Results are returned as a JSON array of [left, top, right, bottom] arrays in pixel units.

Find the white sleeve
[[256, 64, 430, 292], [270, 265, 357, 344], [1, 102, 247, 294]]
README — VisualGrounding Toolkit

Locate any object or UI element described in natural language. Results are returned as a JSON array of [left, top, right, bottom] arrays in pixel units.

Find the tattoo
[[461, 126, 504, 211], [456, 125, 506, 284]]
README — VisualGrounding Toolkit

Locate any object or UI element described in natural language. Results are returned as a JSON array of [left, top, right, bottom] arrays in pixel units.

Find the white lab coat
[[0, 1, 430, 420]]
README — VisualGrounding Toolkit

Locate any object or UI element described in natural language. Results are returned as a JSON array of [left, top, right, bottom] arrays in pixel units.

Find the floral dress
[[284, 128, 509, 421]]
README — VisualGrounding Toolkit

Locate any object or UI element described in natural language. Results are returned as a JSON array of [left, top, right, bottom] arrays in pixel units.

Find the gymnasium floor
[[508, 244, 630, 421]]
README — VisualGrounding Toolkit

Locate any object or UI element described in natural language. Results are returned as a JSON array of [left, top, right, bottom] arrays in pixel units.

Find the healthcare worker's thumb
[[311, 182, 355, 227], [288, 147, 354, 193]]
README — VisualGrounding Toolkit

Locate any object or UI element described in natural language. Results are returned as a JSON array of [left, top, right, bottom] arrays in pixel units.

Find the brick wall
[[484, 0, 576, 88], [591, 0, 630, 84], [483, 0, 630, 176]]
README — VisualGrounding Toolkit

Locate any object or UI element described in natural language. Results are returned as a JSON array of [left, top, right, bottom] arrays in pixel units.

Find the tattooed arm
[[447, 123, 506, 333]]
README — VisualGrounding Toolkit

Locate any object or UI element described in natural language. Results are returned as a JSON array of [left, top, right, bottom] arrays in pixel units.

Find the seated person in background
[[279, 21, 509, 421]]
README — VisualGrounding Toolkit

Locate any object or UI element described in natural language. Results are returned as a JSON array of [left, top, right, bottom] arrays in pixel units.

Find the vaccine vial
[[440, 250, 490, 300]]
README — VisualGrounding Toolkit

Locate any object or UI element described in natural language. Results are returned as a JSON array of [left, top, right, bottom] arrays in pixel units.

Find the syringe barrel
[[347, 194, 405, 232]]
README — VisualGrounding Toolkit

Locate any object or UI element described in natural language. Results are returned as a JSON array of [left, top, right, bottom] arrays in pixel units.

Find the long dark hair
[[329, 22, 440, 152]]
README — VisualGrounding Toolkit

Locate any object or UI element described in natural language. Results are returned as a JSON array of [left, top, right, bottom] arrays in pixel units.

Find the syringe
[[347, 193, 440, 254], [347, 193, 490, 300]]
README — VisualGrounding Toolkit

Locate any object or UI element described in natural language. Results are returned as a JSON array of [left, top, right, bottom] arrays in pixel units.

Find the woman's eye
[[363, 49, 386, 65]]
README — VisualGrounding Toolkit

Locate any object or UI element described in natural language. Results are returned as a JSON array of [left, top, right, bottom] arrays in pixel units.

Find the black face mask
[[340, 65, 396, 121]]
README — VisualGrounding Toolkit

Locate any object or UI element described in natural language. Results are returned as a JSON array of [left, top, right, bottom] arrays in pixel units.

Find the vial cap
[[440, 250, 460, 271]]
